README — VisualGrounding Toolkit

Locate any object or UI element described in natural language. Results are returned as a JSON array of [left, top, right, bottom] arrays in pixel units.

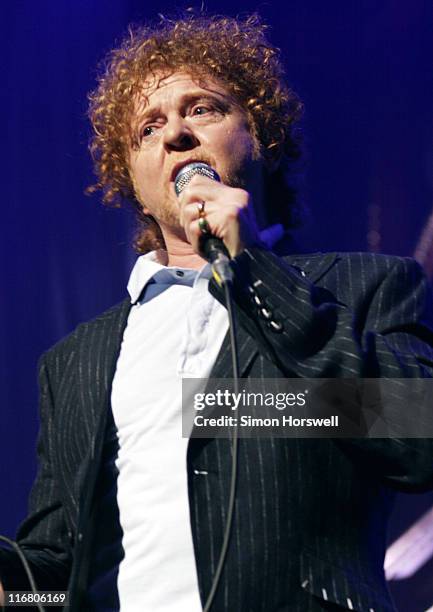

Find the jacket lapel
[[70, 298, 132, 606], [75, 298, 131, 497]]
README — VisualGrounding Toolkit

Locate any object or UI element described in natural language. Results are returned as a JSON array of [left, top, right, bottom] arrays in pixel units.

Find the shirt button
[[176, 270, 184, 277]]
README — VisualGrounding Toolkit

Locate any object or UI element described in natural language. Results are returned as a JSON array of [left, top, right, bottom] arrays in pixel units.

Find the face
[[128, 71, 265, 237]]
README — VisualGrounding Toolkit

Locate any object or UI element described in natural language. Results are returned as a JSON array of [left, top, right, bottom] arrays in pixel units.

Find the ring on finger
[[197, 201, 206, 218], [198, 217, 210, 234]]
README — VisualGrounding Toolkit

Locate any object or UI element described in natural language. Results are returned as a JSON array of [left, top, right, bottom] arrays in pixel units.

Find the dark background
[[1, 1, 433, 609]]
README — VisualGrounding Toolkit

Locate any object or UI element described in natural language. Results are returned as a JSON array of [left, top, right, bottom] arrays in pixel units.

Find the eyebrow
[[136, 90, 234, 123]]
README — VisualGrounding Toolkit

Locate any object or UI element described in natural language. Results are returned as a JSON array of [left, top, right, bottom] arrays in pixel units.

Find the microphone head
[[174, 162, 220, 197]]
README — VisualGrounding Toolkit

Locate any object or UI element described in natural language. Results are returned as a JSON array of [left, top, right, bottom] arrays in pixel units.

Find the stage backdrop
[[2, 1, 432, 610]]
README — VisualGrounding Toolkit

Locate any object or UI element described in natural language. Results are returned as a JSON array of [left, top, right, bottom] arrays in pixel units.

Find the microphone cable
[[0, 535, 45, 612], [203, 275, 240, 612]]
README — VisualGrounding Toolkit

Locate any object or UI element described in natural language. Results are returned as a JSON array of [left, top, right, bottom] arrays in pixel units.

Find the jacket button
[[260, 307, 273, 320], [268, 320, 283, 333]]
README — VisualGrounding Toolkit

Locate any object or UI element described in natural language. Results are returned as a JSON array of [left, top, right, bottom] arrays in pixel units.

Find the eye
[[192, 105, 212, 116], [142, 125, 156, 138]]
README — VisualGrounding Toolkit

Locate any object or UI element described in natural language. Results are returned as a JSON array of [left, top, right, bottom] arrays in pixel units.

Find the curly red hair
[[88, 13, 303, 253]]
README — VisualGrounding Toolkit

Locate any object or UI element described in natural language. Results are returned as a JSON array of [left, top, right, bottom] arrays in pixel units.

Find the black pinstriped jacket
[[1, 248, 433, 611]]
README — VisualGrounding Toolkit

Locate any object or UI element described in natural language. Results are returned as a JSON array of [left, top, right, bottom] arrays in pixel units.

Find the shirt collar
[[127, 250, 212, 304]]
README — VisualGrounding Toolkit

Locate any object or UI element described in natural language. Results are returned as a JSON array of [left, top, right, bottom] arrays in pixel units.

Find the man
[[1, 13, 433, 612]]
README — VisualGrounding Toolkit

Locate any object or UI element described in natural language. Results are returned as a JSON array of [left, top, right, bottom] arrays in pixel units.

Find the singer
[[1, 13, 433, 612]]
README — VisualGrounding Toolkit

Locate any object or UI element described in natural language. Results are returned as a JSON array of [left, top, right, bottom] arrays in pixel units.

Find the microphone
[[174, 162, 234, 284]]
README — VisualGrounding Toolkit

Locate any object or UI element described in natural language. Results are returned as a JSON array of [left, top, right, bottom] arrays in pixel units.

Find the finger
[[176, 174, 216, 205], [179, 180, 246, 209], [179, 200, 208, 227], [185, 218, 207, 253], [180, 198, 229, 227]]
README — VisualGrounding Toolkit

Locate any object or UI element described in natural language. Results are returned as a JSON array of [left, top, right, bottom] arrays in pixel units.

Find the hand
[[178, 174, 261, 259]]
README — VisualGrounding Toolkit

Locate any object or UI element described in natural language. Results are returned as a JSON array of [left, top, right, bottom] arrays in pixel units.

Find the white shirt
[[111, 251, 229, 611]]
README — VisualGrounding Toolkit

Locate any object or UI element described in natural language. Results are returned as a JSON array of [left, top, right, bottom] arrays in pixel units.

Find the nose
[[163, 114, 199, 151]]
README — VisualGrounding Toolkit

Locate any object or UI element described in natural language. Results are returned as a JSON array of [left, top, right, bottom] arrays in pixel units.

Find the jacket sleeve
[[209, 247, 433, 492], [0, 354, 72, 591]]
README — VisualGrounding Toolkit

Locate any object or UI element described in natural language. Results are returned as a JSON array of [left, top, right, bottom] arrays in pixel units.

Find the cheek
[[130, 153, 150, 185], [129, 154, 156, 202], [129, 165, 145, 201]]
